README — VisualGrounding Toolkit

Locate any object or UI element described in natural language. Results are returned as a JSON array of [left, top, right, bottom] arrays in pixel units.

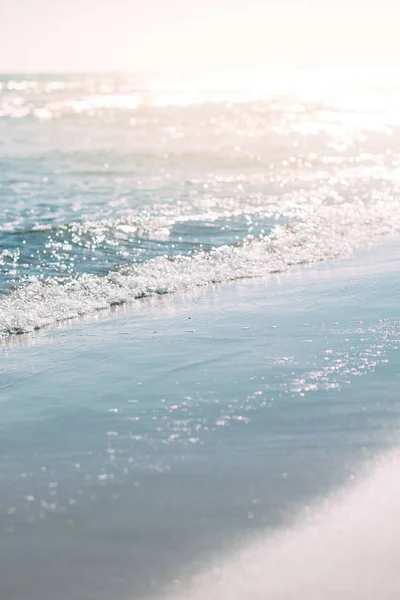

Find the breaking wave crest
[[1, 200, 400, 336]]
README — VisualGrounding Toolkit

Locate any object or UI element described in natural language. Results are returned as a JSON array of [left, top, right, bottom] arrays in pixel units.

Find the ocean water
[[1, 71, 400, 333], [2, 72, 400, 600]]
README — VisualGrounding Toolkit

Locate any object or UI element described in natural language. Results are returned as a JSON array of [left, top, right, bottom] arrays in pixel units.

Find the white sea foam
[[49, 201, 278, 240], [158, 448, 400, 600], [1, 200, 400, 336]]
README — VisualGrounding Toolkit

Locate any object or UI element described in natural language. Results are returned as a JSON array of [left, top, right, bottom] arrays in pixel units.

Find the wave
[[1, 200, 400, 336], [1, 196, 282, 240]]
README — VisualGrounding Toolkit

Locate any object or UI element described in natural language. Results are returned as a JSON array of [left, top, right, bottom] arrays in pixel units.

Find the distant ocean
[[2, 72, 400, 600]]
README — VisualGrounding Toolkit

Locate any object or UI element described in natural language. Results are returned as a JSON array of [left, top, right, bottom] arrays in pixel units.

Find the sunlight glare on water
[[2, 68, 400, 333]]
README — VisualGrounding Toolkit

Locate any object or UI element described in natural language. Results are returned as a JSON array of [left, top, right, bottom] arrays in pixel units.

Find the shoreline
[[2, 235, 400, 349], [1, 239, 400, 599]]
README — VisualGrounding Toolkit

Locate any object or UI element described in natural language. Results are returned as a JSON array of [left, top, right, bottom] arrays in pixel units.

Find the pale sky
[[1, 0, 400, 73]]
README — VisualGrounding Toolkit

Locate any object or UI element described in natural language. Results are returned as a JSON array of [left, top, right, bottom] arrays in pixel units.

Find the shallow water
[[1, 245, 400, 599], [2, 72, 400, 599]]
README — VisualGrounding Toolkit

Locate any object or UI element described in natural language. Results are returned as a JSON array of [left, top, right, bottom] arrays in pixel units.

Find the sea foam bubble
[[1, 199, 400, 336]]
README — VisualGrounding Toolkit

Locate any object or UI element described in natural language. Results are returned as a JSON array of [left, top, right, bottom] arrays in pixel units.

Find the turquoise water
[[2, 73, 400, 599], [1, 248, 400, 599], [1, 73, 400, 332]]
